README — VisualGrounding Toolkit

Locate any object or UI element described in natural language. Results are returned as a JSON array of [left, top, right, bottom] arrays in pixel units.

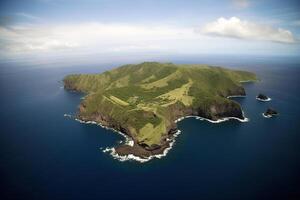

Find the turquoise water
[[1, 56, 300, 199]]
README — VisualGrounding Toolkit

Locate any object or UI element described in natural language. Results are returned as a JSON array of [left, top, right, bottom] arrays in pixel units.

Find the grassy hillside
[[64, 62, 257, 147]]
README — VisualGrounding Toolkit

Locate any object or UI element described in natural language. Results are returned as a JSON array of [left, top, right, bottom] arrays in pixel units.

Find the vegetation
[[64, 62, 257, 146]]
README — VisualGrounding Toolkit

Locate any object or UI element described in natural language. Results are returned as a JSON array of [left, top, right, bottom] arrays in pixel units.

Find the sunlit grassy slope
[[64, 62, 256, 146]]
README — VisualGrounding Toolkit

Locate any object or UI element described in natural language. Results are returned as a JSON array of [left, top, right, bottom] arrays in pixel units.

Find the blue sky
[[0, 0, 300, 60]]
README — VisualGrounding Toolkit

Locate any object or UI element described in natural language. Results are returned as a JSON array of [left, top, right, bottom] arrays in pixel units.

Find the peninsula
[[64, 62, 257, 161]]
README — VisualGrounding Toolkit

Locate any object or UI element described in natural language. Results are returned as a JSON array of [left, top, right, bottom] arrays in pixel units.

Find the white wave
[[102, 130, 182, 163], [63, 113, 73, 118], [102, 147, 111, 153], [126, 140, 134, 147], [262, 112, 278, 118], [72, 117, 143, 158], [104, 148, 150, 163], [239, 80, 255, 83], [199, 116, 249, 123], [67, 111, 247, 163], [227, 95, 246, 99], [175, 113, 249, 124], [74, 118, 133, 144], [75, 118, 98, 124], [262, 113, 272, 118], [256, 97, 272, 102]]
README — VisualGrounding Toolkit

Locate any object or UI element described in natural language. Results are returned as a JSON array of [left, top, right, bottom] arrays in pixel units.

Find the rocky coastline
[[74, 92, 247, 162], [63, 62, 257, 162]]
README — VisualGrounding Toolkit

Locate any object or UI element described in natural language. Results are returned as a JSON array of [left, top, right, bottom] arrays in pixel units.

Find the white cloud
[[109, 44, 162, 52], [26, 40, 78, 50], [0, 22, 195, 54], [201, 17, 296, 43], [0, 20, 298, 59], [232, 0, 249, 9]]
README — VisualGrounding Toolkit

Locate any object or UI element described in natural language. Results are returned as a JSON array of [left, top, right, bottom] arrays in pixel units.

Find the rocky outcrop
[[220, 86, 246, 98], [63, 79, 77, 91], [256, 93, 271, 101], [263, 108, 278, 118], [196, 101, 244, 121], [76, 98, 245, 158], [115, 141, 171, 158]]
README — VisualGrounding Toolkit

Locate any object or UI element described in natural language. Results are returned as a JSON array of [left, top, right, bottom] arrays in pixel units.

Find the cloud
[[232, 0, 249, 9], [0, 22, 194, 54], [109, 44, 162, 52], [0, 25, 78, 52], [0, 20, 298, 58], [201, 17, 296, 43]]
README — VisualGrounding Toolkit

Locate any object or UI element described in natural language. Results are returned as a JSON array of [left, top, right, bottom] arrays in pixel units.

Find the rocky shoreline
[[70, 99, 248, 162], [76, 112, 178, 161], [65, 109, 248, 163], [62, 62, 257, 162]]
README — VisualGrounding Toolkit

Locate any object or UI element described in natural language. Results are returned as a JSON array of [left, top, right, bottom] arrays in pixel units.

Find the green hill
[[64, 62, 257, 158]]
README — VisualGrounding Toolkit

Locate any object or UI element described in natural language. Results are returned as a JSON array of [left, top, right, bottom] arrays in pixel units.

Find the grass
[[64, 62, 257, 146], [109, 95, 129, 106], [138, 120, 166, 145], [157, 79, 194, 106], [141, 69, 181, 89]]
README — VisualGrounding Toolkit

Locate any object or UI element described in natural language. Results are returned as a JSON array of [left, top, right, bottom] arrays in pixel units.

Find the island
[[263, 108, 279, 118], [64, 62, 257, 161], [256, 93, 271, 101]]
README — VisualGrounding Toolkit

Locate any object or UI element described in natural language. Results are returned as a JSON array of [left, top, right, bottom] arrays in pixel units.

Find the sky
[[0, 0, 300, 61]]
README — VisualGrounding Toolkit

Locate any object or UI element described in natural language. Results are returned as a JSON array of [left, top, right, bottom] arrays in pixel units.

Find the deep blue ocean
[[1, 55, 300, 200]]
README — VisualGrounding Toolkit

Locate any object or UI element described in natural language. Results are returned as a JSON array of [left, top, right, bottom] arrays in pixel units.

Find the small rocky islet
[[255, 93, 278, 118], [256, 93, 271, 101], [263, 108, 279, 118]]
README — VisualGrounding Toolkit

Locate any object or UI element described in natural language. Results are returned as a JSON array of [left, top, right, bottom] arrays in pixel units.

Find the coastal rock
[[256, 93, 271, 101], [196, 100, 244, 121], [263, 108, 279, 118]]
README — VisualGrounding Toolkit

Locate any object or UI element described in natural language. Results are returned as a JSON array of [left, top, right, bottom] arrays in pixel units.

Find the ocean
[[1, 55, 300, 200]]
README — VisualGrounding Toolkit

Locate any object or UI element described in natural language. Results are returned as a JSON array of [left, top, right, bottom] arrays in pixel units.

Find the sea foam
[[262, 113, 272, 118], [256, 97, 272, 102], [227, 95, 246, 99], [64, 111, 248, 163], [102, 130, 182, 163], [174, 113, 249, 124]]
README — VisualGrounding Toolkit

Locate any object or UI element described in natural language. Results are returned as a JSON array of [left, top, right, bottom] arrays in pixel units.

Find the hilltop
[[64, 62, 257, 160]]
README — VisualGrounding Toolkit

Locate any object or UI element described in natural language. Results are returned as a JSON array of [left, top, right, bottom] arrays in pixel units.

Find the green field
[[64, 62, 257, 147]]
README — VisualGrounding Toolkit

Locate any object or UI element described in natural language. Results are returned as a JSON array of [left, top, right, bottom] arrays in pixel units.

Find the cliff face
[[76, 91, 245, 158], [63, 62, 257, 159], [63, 79, 78, 91], [197, 101, 244, 120]]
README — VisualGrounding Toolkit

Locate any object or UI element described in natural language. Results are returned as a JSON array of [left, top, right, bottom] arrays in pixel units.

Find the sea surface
[[1, 55, 300, 200]]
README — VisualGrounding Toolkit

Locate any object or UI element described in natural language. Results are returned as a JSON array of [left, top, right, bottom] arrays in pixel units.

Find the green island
[[64, 62, 257, 159]]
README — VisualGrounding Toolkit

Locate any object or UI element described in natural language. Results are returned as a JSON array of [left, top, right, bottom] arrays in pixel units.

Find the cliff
[[63, 62, 257, 159]]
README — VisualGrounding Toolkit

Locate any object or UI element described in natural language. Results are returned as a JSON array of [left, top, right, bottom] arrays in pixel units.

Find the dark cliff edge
[[65, 86, 247, 159], [63, 62, 257, 160]]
